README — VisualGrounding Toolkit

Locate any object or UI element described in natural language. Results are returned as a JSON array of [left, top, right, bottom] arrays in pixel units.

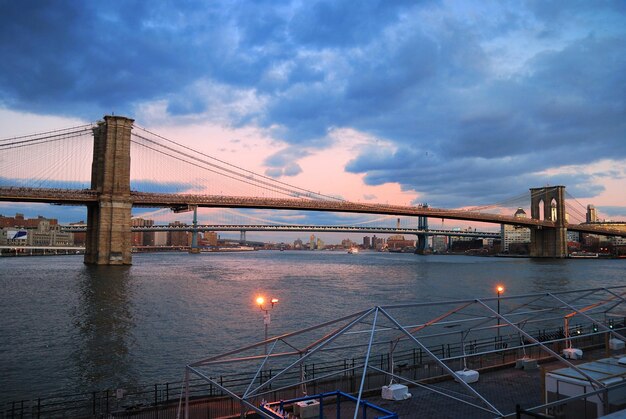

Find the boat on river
[[569, 251, 599, 258]]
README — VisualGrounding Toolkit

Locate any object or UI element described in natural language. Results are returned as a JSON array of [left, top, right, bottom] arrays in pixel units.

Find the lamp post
[[256, 296, 279, 354], [496, 285, 504, 342]]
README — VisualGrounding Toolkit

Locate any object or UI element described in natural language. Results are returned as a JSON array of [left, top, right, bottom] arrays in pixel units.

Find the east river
[[1, 251, 624, 404]]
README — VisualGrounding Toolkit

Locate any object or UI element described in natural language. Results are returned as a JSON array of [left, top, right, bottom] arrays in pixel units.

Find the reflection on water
[[70, 265, 137, 391], [0, 252, 624, 403]]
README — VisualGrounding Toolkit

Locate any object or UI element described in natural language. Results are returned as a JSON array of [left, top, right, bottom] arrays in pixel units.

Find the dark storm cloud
[[1, 1, 625, 207]]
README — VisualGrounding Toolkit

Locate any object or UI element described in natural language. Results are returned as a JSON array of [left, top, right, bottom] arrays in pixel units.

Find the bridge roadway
[[2, 187, 626, 237], [60, 224, 501, 238]]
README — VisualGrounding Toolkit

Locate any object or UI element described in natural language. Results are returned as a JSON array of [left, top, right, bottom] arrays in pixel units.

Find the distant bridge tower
[[240, 231, 247, 244], [529, 186, 567, 258], [416, 204, 429, 254], [84, 116, 134, 265]]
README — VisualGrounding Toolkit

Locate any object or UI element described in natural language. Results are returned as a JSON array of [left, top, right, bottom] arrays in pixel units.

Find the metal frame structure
[[183, 286, 626, 418]]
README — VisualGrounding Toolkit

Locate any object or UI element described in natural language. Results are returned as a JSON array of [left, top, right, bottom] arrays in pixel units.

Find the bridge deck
[[1, 187, 625, 236]]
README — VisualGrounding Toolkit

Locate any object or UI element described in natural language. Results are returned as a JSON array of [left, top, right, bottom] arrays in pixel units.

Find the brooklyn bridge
[[1, 115, 625, 264]]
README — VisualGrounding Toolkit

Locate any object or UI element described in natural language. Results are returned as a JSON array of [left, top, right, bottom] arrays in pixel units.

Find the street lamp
[[496, 285, 504, 342], [256, 295, 279, 354]]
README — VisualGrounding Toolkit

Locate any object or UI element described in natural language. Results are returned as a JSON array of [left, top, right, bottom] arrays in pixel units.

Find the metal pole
[[497, 290, 501, 341], [264, 310, 268, 355], [184, 367, 190, 419]]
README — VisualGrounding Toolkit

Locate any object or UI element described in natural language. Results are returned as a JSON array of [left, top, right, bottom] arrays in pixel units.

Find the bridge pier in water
[[416, 205, 429, 254], [529, 186, 568, 258], [84, 116, 134, 265]]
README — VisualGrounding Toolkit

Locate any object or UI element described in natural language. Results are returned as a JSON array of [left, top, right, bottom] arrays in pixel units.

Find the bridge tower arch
[[84, 116, 134, 265], [529, 186, 568, 258]]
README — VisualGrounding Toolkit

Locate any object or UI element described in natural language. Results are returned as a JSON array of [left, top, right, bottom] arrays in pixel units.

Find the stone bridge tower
[[529, 186, 568, 258], [84, 116, 134, 265]]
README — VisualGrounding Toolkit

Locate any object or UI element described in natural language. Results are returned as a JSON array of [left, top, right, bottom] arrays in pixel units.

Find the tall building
[[372, 236, 385, 250], [169, 221, 189, 246], [204, 231, 218, 247], [501, 208, 531, 252], [153, 231, 168, 246], [309, 234, 316, 250], [131, 217, 155, 246], [70, 221, 86, 246], [316, 238, 325, 250], [363, 236, 371, 248], [587, 205, 598, 223], [341, 238, 355, 249]]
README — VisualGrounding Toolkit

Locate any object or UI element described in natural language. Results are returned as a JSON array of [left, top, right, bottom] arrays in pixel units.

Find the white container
[[381, 383, 411, 400], [609, 338, 625, 350], [516, 358, 538, 370], [562, 348, 583, 359], [454, 369, 479, 384], [294, 400, 320, 419]]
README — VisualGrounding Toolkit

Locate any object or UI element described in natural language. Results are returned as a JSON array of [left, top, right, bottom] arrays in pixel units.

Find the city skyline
[[1, 2, 625, 226]]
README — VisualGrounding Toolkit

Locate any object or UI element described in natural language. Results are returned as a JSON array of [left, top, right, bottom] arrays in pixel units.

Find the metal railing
[[3, 320, 623, 418]]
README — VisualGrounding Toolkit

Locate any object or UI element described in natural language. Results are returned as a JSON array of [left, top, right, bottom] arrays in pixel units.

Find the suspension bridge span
[[1, 115, 625, 264], [60, 223, 501, 239]]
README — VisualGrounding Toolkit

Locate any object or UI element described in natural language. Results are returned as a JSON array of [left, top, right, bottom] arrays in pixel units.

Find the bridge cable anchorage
[[133, 125, 345, 202]]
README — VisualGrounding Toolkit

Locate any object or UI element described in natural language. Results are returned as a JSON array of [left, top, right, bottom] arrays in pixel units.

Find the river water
[[0, 251, 624, 403]]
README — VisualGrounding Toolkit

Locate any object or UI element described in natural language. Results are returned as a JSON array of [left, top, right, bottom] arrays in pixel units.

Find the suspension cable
[[134, 125, 344, 202]]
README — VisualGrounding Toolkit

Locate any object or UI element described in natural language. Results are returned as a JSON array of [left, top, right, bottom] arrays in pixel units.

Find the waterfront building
[[432, 235, 448, 252], [309, 234, 316, 250], [204, 231, 218, 247], [169, 221, 189, 246], [567, 230, 580, 244], [154, 231, 168, 246], [340, 238, 352, 249], [293, 238, 303, 249], [132, 217, 155, 246], [0, 215, 72, 247], [386, 234, 415, 250], [363, 236, 371, 249], [372, 236, 386, 250], [70, 221, 86, 246], [0, 213, 57, 229], [30, 220, 73, 246], [501, 208, 531, 252], [316, 238, 325, 250]]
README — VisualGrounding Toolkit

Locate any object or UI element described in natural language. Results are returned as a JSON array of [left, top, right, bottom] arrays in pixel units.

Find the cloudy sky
[[1, 1, 625, 232]]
